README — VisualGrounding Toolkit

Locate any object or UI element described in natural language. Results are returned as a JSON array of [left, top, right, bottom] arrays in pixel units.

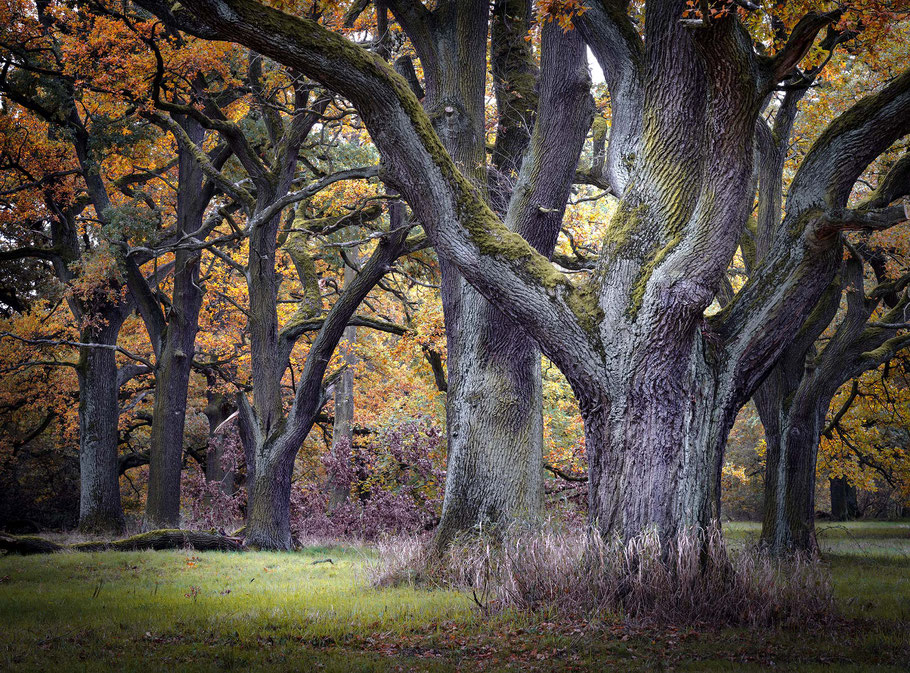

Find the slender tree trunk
[[77, 316, 126, 534], [144, 118, 207, 529], [143, 261, 203, 527], [328, 263, 357, 510], [204, 391, 236, 496]]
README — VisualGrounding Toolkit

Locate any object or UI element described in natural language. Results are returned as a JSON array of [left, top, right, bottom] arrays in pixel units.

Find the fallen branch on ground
[[0, 529, 243, 555]]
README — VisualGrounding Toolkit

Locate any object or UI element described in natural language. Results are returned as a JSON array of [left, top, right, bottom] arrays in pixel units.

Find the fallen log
[[0, 534, 66, 555], [0, 529, 242, 555]]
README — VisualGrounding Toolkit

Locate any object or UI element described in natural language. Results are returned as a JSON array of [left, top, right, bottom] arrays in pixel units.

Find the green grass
[[1, 523, 909, 671]]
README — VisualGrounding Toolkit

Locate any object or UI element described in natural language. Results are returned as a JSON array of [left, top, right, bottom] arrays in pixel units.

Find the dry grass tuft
[[369, 523, 836, 628]]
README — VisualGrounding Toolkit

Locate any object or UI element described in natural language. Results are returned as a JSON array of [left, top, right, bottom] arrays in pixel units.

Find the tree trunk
[[756, 366, 827, 553], [433, 11, 591, 547], [77, 318, 126, 535], [583, 340, 731, 541], [139, 0, 910, 554], [328, 263, 357, 509], [143, 278, 202, 527], [144, 117, 207, 529], [830, 477, 858, 521], [204, 391, 236, 496], [245, 448, 295, 549], [759, 404, 824, 552], [435, 301, 544, 545]]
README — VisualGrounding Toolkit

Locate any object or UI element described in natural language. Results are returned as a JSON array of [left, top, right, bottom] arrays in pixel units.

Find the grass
[[0, 522, 908, 671]]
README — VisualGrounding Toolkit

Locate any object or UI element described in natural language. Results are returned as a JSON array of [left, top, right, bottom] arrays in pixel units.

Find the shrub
[[291, 417, 445, 540], [182, 430, 246, 531]]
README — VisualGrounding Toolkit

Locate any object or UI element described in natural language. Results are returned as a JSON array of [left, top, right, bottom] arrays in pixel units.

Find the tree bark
[[245, 448, 296, 549], [77, 316, 127, 535], [830, 477, 858, 520], [328, 262, 357, 510], [143, 117, 208, 529]]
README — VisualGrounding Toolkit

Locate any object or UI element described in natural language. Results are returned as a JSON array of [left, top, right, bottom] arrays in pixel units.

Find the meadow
[[0, 522, 908, 672]]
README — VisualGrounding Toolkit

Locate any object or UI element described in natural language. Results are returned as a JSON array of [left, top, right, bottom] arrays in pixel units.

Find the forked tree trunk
[[134, 0, 910, 552], [77, 317, 126, 535], [432, 9, 591, 547]]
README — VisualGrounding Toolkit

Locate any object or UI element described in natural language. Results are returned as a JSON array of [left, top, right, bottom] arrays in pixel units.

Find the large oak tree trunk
[[436, 303, 544, 544], [245, 447, 295, 549], [581, 340, 732, 540], [77, 317, 126, 535]]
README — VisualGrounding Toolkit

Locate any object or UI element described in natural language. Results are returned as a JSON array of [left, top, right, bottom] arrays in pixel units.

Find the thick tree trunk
[[436, 302, 544, 544], [759, 400, 825, 552], [583, 340, 730, 541], [77, 318, 126, 535], [135, 0, 910, 555], [830, 477, 858, 520], [434, 12, 591, 547], [755, 357, 830, 554], [245, 448, 295, 549]]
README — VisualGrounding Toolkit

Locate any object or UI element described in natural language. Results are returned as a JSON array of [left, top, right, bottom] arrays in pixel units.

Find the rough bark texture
[[244, 223, 412, 549], [76, 311, 128, 535]]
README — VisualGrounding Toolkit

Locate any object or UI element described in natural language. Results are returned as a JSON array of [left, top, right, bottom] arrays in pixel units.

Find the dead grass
[[370, 523, 835, 627]]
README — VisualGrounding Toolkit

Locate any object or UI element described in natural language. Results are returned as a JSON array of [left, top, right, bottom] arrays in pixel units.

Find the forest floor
[[0, 521, 908, 672]]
